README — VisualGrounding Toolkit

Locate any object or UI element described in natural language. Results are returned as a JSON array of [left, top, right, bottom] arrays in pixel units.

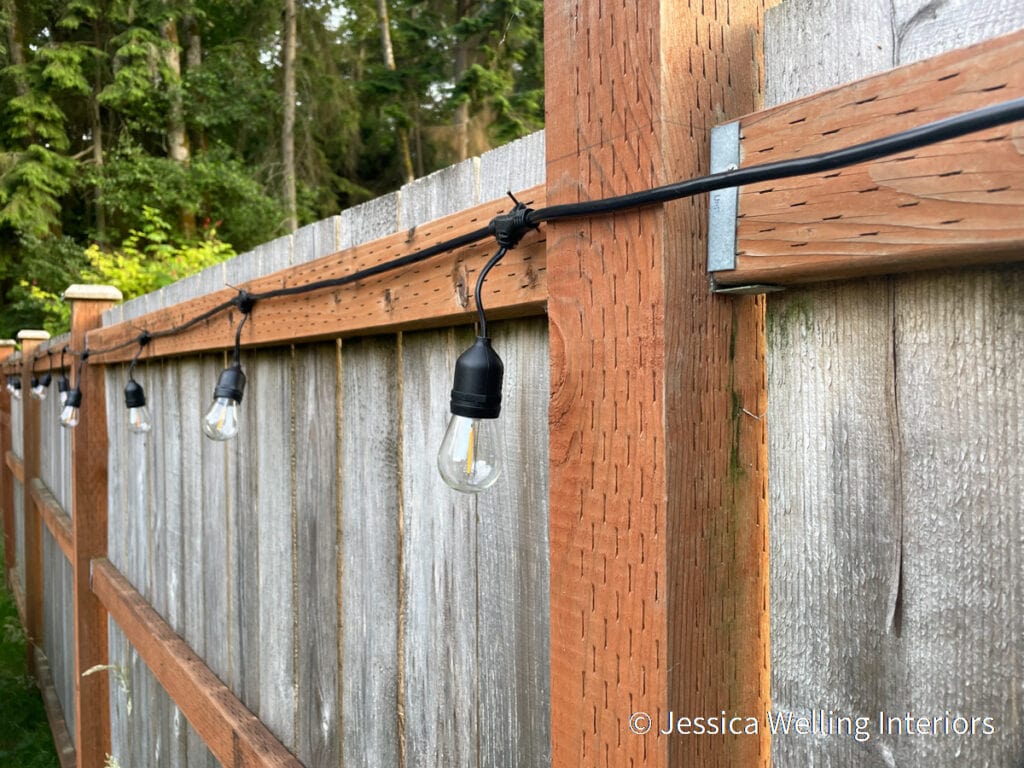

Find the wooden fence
[[1, 2, 1023, 768]]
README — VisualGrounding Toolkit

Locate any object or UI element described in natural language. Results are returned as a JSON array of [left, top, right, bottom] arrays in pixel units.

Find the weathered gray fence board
[[11, 391, 22, 457], [253, 350, 296, 747], [228, 349, 260, 709], [294, 342, 340, 768], [340, 335, 401, 768], [476, 318, 551, 768], [401, 327, 479, 768], [765, 3, 1024, 766]]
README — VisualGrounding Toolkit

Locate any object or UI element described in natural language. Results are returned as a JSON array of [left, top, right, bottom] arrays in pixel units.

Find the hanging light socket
[[449, 336, 504, 419]]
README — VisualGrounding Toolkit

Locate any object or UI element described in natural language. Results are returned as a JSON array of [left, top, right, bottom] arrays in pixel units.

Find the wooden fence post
[[65, 285, 121, 768], [545, 2, 770, 767], [18, 330, 50, 667], [0, 339, 17, 578]]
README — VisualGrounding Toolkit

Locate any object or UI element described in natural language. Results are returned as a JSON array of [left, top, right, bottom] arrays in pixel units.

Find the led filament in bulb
[[437, 414, 502, 492]]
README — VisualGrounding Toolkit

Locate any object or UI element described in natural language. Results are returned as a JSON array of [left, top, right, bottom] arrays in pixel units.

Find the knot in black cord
[[234, 290, 255, 315], [489, 197, 538, 250], [137, 331, 151, 348]]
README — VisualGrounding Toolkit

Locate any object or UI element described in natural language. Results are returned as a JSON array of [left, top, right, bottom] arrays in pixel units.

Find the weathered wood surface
[[41, 526, 76, 746], [716, 28, 1024, 286], [766, 2, 1024, 766], [34, 644, 77, 768], [92, 558, 305, 768]]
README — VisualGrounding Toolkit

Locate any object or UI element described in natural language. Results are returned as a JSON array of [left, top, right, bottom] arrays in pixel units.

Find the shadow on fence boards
[[2, 2, 1024, 768]]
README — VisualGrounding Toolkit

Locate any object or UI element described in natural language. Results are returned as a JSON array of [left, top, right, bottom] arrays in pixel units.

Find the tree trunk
[[451, 0, 474, 162], [184, 15, 206, 153], [376, 0, 414, 183], [161, 18, 195, 237], [282, 0, 298, 232]]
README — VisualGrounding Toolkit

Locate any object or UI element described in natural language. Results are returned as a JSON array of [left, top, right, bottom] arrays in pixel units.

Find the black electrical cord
[[528, 97, 1024, 224], [57, 96, 1023, 361], [474, 247, 509, 338]]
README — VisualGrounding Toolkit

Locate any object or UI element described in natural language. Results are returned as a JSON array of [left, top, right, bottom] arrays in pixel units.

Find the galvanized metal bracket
[[707, 120, 740, 275]]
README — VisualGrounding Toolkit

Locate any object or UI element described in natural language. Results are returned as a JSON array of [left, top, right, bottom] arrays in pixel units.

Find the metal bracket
[[707, 120, 740, 274]]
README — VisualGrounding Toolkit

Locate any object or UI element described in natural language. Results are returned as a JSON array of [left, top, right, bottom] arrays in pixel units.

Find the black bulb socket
[[65, 387, 82, 408], [449, 336, 504, 420], [12, 379, 21, 391], [213, 365, 246, 404], [30, 376, 39, 388], [58, 375, 69, 394], [124, 379, 147, 409], [40, 372, 52, 388]]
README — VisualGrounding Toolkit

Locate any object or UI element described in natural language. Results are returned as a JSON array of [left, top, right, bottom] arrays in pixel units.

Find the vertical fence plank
[[340, 336, 400, 768], [247, 349, 295, 749], [401, 326, 478, 768], [294, 342, 340, 768], [66, 285, 121, 768], [105, 365, 129, 767], [476, 318, 551, 768]]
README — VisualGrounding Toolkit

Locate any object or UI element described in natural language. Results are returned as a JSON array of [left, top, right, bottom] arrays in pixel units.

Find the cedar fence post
[[65, 285, 121, 768], [18, 329, 51, 670], [545, 2, 771, 767], [0, 339, 17, 579]]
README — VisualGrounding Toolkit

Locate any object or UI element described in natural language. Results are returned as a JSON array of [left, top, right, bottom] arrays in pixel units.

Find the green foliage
[[0, 581, 60, 768], [84, 205, 235, 298]]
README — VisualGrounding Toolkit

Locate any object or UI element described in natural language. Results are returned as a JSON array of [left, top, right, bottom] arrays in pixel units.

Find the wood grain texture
[[68, 295, 115, 768], [252, 349, 296, 749], [21, 335, 45, 656], [765, 3, 1024, 766], [1, 384, 13, 576], [86, 189, 547, 364], [476, 318, 551, 768], [401, 327, 478, 768], [340, 336, 400, 768], [715, 28, 1024, 286], [293, 343, 340, 768], [92, 558, 304, 768], [32, 479, 72, 562], [545, 1, 771, 767], [34, 644, 77, 768]]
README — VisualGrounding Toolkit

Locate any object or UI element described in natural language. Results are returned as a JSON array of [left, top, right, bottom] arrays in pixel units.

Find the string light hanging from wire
[[124, 334, 152, 434], [30, 350, 53, 400], [58, 346, 70, 406], [60, 352, 87, 429], [201, 294, 253, 442]]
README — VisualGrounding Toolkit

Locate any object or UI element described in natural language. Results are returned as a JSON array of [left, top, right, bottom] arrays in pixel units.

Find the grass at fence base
[[0, 579, 59, 768]]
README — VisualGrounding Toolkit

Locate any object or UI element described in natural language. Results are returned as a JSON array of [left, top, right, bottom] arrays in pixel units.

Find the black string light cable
[[50, 98, 1024, 462]]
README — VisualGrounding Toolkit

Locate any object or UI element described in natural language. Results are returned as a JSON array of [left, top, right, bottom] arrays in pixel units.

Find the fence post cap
[[16, 330, 51, 341], [62, 284, 123, 302], [0, 339, 16, 347]]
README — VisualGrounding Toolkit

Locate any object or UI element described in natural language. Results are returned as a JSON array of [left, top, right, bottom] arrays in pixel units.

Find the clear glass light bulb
[[437, 414, 503, 492], [11, 381, 22, 400], [127, 405, 152, 433], [202, 397, 240, 441], [60, 403, 80, 428], [31, 377, 47, 400], [60, 388, 82, 429]]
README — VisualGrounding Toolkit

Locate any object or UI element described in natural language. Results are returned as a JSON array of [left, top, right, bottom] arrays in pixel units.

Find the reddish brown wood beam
[[0, 340, 15, 577], [87, 188, 548, 364], [34, 646, 77, 768], [91, 558, 304, 768], [65, 285, 119, 768], [713, 28, 1024, 287], [545, 1, 770, 767], [5, 451, 23, 484], [18, 330, 48, 665], [31, 479, 73, 564]]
